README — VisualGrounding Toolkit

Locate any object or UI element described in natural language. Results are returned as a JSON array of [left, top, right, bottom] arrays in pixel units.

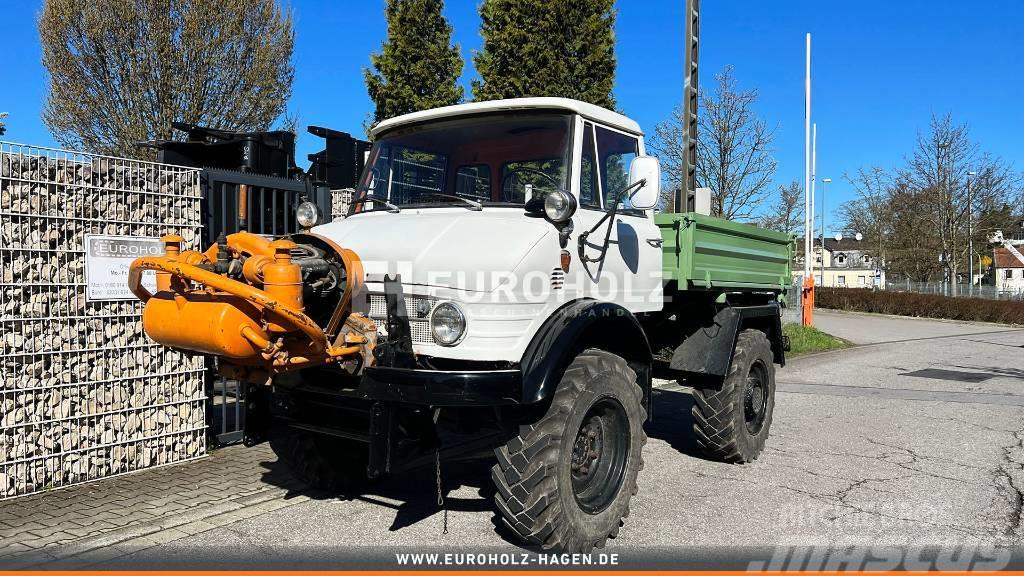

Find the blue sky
[[2, 1, 1022, 233]]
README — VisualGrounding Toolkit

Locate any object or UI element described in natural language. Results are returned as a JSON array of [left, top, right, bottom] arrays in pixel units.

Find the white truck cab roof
[[370, 97, 643, 138]]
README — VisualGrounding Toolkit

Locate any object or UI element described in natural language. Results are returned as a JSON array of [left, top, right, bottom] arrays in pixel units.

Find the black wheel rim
[[570, 397, 629, 514], [743, 360, 769, 435]]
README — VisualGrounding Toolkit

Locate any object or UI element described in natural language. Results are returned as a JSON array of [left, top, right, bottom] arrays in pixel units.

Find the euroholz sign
[[84, 235, 163, 301]]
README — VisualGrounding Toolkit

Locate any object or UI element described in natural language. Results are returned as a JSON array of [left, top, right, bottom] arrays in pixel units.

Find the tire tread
[[690, 329, 774, 463], [491, 349, 646, 552]]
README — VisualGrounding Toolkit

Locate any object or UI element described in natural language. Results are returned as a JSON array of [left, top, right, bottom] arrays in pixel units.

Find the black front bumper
[[357, 366, 523, 406]]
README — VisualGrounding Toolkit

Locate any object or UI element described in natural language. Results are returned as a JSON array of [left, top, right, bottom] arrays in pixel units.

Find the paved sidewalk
[[813, 309, 1021, 345], [0, 443, 311, 568]]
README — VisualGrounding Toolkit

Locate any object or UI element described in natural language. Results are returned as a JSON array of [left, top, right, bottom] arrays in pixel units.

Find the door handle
[[646, 238, 664, 248]]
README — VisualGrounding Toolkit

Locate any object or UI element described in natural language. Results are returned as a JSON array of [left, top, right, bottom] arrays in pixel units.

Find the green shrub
[[816, 287, 1024, 325]]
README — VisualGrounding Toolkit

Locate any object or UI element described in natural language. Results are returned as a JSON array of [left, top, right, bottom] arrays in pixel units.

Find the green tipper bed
[[655, 212, 795, 292]]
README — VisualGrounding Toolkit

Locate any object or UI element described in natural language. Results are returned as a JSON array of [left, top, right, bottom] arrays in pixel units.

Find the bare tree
[[646, 104, 685, 208], [696, 66, 776, 220], [901, 114, 1016, 291], [648, 66, 776, 219], [838, 167, 893, 262], [0, 112, 7, 136], [39, 0, 295, 157], [885, 181, 944, 282], [760, 180, 803, 235]]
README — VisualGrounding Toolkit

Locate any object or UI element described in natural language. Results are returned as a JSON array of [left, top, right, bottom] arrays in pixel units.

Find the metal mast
[[675, 0, 700, 212]]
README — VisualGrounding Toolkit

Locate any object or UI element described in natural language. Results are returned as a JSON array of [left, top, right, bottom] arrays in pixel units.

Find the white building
[[994, 246, 1024, 295], [793, 238, 885, 288]]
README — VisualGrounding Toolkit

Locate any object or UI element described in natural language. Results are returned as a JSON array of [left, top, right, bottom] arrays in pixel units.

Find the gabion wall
[[0, 142, 207, 499], [331, 187, 353, 220]]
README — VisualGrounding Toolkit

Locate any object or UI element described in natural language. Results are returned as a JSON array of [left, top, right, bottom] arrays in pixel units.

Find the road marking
[[657, 378, 1024, 406], [871, 329, 1023, 346], [778, 381, 1024, 406]]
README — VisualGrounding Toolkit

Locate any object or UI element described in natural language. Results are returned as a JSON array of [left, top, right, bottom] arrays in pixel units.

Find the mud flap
[[670, 304, 785, 385]]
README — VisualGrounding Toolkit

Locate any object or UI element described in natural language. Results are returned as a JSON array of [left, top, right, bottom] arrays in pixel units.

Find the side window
[[596, 126, 638, 209], [455, 165, 491, 201], [579, 123, 600, 208]]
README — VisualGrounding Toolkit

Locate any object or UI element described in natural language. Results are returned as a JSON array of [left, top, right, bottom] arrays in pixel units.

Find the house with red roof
[[993, 246, 1024, 295]]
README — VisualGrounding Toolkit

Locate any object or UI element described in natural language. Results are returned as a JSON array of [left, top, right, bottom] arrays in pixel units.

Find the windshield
[[351, 113, 572, 214]]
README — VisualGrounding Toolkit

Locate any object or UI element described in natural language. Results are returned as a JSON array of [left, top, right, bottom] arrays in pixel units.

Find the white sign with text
[[84, 235, 164, 301]]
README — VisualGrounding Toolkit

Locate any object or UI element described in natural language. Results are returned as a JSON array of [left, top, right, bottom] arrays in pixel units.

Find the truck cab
[[315, 98, 664, 364]]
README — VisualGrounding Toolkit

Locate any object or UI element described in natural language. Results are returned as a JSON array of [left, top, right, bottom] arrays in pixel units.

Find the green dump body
[[656, 212, 794, 293]]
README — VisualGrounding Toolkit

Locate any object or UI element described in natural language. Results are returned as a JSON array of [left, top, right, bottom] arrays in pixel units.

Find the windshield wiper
[[350, 195, 401, 213], [419, 193, 483, 211]]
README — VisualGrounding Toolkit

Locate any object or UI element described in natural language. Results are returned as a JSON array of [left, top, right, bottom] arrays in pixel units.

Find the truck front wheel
[[269, 430, 370, 494], [691, 328, 775, 463], [492, 349, 647, 552]]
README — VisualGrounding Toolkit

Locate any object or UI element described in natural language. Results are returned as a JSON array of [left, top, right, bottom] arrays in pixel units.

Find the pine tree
[[364, 0, 464, 126], [472, 0, 617, 109]]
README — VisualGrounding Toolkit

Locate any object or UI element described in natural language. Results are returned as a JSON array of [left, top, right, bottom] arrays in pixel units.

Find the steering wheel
[[501, 167, 561, 203]]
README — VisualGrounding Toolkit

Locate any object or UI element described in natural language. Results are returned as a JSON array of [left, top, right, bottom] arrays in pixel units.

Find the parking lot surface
[[2, 310, 1022, 568]]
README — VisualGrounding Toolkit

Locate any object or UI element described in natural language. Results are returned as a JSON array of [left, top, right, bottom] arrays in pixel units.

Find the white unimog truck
[[130, 98, 793, 552]]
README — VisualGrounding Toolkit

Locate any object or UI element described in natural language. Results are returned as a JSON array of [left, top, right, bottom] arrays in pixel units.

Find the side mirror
[[628, 156, 660, 210]]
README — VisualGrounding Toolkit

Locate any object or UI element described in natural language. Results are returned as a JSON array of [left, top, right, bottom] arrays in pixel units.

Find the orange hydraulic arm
[[128, 234, 371, 379]]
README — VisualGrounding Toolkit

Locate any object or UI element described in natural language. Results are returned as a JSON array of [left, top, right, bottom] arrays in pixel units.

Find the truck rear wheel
[[691, 329, 775, 463], [492, 349, 646, 552], [270, 430, 369, 494]]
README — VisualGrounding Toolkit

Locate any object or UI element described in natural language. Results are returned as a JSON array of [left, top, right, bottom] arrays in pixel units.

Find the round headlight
[[430, 302, 466, 346], [543, 190, 577, 222], [296, 201, 320, 228]]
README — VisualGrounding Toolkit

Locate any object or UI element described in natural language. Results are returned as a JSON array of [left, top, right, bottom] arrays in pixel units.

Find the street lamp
[[967, 170, 977, 289], [820, 178, 831, 285]]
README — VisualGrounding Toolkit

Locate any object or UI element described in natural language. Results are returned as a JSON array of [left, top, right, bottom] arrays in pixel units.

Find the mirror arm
[[577, 179, 646, 264]]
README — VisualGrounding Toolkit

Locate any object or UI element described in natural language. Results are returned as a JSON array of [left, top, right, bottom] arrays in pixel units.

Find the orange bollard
[[801, 275, 815, 326]]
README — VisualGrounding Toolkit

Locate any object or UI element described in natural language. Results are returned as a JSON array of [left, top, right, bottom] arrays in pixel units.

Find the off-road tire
[[270, 430, 369, 494], [492, 349, 647, 552], [691, 329, 775, 463]]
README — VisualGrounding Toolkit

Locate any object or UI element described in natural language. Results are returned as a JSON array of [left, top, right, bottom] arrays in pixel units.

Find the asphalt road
[[107, 311, 1024, 566]]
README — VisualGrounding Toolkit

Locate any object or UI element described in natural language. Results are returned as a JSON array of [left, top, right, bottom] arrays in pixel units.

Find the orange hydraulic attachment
[[128, 232, 372, 378]]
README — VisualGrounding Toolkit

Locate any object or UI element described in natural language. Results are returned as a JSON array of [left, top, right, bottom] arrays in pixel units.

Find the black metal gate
[[199, 169, 336, 446], [153, 124, 370, 447], [200, 168, 333, 245]]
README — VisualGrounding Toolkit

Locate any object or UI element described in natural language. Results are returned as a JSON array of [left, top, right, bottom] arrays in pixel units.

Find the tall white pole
[[811, 123, 817, 275], [804, 33, 812, 280]]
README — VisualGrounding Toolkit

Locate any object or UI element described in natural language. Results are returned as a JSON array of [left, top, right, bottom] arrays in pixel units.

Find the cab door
[[570, 120, 663, 312]]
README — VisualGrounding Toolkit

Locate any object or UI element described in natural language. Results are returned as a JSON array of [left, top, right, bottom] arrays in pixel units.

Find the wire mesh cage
[[0, 142, 207, 499], [331, 187, 353, 221]]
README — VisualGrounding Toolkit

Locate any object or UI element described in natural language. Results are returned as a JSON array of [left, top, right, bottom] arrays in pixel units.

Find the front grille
[[367, 293, 437, 344], [551, 268, 565, 289]]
